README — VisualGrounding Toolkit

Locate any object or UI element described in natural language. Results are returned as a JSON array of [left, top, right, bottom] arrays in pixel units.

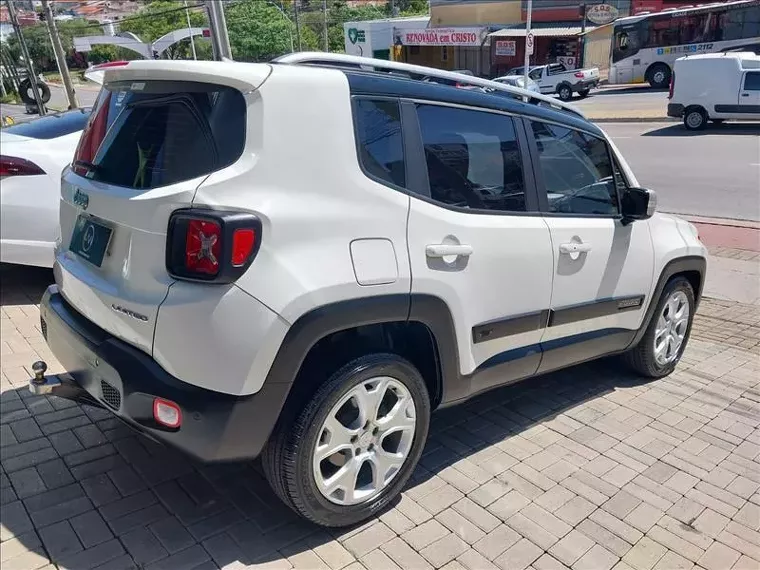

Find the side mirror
[[621, 187, 657, 224]]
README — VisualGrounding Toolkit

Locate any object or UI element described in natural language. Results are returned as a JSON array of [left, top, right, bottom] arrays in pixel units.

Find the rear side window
[[417, 104, 526, 213], [4, 109, 91, 139], [354, 98, 406, 188], [75, 81, 246, 189]]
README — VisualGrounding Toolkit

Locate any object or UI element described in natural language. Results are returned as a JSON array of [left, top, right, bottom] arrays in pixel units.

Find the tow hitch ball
[[29, 361, 61, 395]]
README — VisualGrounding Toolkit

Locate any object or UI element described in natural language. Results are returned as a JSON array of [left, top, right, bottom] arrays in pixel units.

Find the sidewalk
[[1, 246, 758, 570]]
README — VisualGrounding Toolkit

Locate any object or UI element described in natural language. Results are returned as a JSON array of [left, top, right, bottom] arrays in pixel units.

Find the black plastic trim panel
[[472, 310, 549, 344]]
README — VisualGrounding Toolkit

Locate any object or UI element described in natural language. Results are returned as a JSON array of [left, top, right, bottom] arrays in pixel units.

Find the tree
[[225, 0, 303, 61], [119, 0, 212, 59]]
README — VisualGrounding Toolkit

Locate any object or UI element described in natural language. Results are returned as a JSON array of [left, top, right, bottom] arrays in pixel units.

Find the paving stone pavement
[[1, 260, 759, 570]]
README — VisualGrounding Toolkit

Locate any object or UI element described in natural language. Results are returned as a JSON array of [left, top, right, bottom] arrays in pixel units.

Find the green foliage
[[225, 0, 299, 61]]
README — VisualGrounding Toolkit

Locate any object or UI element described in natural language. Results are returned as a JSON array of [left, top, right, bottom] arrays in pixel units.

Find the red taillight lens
[[185, 219, 222, 276], [92, 60, 130, 70], [668, 72, 675, 99], [153, 398, 182, 429], [231, 228, 256, 267], [166, 210, 262, 283], [575, 72, 584, 78], [0, 155, 45, 177], [72, 91, 112, 176]]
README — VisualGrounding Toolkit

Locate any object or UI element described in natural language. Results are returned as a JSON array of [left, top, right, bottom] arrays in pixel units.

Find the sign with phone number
[[657, 43, 713, 55]]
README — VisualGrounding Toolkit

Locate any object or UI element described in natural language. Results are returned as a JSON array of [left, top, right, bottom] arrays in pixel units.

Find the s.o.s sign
[[586, 4, 619, 25]]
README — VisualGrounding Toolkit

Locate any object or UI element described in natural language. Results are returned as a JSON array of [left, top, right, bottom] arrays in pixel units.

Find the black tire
[[557, 84, 573, 101], [647, 63, 671, 89], [18, 78, 51, 105], [624, 277, 695, 379], [262, 353, 430, 527], [577, 89, 590, 98], [683, 106, 708, 131]]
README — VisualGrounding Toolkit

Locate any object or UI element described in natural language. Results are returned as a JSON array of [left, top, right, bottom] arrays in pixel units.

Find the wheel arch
[[263, 294, 461, 424], [628, 255, 706, 350]]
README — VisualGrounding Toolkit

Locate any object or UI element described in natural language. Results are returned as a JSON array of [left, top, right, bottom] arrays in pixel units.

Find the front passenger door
[[525, 119, 654, 374], [740, 71, 760, 110]]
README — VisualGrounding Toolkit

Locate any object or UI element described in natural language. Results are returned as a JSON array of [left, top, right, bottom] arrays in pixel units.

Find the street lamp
[[269, 1, 295, 53]]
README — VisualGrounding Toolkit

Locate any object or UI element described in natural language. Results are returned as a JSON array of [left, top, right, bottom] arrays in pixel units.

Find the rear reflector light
[[167, 209, 262, 283], [0, 155, 45, 177], [153, 398, 181, 429], [186, 219, 222, 276], [575, 72, 584, 78], [668, 72, 675, 99], [231, 228, 256, 267]]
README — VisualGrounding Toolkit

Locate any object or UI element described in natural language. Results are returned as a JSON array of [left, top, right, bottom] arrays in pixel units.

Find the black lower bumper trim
[[667, 103, 684, 118], [40, 285, 290, 462]]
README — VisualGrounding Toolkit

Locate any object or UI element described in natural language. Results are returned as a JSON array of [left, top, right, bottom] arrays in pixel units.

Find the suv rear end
[[39, 60, 293, 461]]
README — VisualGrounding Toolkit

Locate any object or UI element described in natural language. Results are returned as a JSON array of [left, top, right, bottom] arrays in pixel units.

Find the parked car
[[493, 74, 541, 93], [507, 63, 600, 100], [32, 55, 706, 528], [421, 68, 475, 86], [0, 108, 91, 268], [668, 52, 760, 130]]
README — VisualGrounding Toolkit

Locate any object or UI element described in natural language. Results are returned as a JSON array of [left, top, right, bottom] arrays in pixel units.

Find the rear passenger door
[[404, 102, 554, 401], [524, 119, 654, 374]]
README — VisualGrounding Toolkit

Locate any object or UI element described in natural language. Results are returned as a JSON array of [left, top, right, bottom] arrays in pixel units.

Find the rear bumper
[[667, 103, 684, 118], [574, 79, 598, 92], [39, 285, 290, 462]]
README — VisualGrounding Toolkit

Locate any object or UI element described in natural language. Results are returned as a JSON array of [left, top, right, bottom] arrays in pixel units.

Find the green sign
[[348, 27, 366, 45]]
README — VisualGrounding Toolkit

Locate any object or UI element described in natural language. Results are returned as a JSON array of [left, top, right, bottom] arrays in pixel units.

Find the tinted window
[[354, 99, 406, 188], [4, 109, 91, 139], [417, 104, 526, 212], [83, 81, 245, 189], [744, 71, 760, 91], [530, 121, 619, 216]]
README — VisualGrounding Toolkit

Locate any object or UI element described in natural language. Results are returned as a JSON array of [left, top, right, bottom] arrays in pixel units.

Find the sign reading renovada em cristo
[[396, 27, 487, 47]]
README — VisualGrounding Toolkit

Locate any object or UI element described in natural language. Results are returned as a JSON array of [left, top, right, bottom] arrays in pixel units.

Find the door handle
[[425, 244, 473, 258], [559, 242, 592, 254], [742, 93, 750, 97]]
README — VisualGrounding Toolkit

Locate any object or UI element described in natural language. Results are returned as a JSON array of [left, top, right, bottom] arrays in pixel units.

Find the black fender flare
[[626, 255, 707, 350]]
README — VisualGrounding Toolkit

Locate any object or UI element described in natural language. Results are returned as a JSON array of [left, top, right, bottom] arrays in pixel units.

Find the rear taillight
[[91, 60, 130, 70], [668, 72, 675, 99], [0, 155, 45, 177], [72, 91, 112, 176], [166, 209, 262, 283], [575, 71, 584, 78]]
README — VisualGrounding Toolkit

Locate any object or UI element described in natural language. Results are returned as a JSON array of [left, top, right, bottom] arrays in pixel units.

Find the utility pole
[[205, 0, 232, 60], [5, 0, 46, 114], [579, 2, 587, 68], [322, 0, 328, 52], [41, 0, 78, 109], [293, 0, 302, 51], [523, 0, 532, 99], [184, 0, 198, 60]]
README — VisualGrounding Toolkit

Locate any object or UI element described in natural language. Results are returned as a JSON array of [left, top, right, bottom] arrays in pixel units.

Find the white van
[[668, 52, 760, 130]]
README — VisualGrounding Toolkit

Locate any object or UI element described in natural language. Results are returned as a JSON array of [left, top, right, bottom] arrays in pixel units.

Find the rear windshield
[[81, 80, 246, 189], [4, 109, 91, 139]]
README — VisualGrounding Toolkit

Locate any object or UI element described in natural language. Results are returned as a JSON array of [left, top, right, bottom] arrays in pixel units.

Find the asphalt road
[[604, 122, 760, 222], [573, 84, 668, 117]]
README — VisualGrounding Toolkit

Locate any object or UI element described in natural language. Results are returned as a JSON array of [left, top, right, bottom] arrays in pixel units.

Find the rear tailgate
[[56, 60, 271, 354]]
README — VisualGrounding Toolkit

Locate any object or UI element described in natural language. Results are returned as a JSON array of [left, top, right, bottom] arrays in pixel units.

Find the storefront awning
[[489, 25, 593, 38]]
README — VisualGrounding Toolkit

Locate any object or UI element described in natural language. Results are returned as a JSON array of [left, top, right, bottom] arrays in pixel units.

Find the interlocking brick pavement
[[1, 261, 759, 570]]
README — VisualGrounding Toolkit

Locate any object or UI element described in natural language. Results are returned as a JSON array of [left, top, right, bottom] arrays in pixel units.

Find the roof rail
[[273, 52, 586, 119]]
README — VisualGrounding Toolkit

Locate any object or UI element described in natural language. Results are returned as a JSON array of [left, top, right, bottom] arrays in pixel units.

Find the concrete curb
[[590, 116, 679, 123], [671, 214, 760, 230]]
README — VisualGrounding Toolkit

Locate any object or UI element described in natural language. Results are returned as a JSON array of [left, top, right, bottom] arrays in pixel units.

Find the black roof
[[343, 70, 602, 137]]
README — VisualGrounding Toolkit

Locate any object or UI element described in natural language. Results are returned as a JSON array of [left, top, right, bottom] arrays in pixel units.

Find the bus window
[[613, 25, 642, 63]]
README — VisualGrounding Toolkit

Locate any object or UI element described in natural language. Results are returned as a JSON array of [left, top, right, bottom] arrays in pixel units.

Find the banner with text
[[396, 27, 486, 47], [495, 40, 516, 56]]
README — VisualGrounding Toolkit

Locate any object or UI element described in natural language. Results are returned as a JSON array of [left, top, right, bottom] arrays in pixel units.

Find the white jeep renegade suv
[[33, 54, 707, 527]]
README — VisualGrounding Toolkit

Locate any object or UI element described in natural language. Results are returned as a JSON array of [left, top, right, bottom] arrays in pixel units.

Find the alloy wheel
[[653, 290, 690, 366], [312, 376, 416, 506]]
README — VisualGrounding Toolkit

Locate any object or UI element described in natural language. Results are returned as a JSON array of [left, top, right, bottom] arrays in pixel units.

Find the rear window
[[4, 109, 91, 139], [78, 81, 246, 189]]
